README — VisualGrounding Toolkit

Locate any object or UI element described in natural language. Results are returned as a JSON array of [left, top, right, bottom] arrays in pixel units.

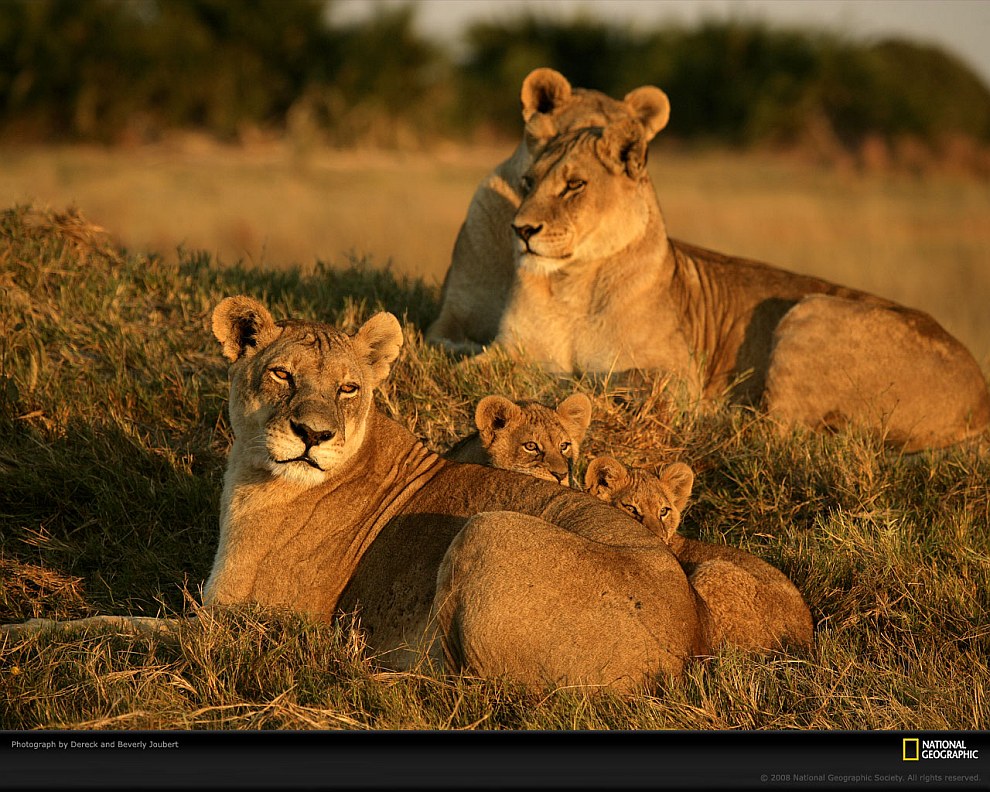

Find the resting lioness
[[206, 296, 706, 690], [495, 118, 990, 451], [445, 393, 592, 485], [585, 457, 813, 652], [426, 68, 670, 354]]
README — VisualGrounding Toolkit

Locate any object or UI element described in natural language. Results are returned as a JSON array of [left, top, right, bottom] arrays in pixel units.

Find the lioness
[[426, 68, 670, 354], [206, 296, 706, 690], [585, 457, 813, 651], [445, 393, 592, 485], [495, 119, 990, 451]]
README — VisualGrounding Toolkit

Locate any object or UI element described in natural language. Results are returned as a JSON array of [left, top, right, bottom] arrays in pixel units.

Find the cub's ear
[[352, 312, 404, 386], [212, 296, 281, 362], [556, 393, 593, 443], [623, 86, 670, 141], [659, 462, 694, 512], [584, 456, 629, 501], [597, 118, 649, 178], [521, 68, 573, 121], [475, 396, 522, 445]]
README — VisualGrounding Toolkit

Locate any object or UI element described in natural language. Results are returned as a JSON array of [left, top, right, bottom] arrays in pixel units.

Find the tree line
[[2, 0, 988, 154]]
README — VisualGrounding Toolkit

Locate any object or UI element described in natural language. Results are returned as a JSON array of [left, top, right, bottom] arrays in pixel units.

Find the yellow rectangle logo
[[903, 738, 920, 761]]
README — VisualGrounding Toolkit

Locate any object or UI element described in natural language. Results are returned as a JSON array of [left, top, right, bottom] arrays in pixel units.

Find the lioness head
[[212, 296, 403, 487], [513, 118, 659, 275], [585, 457, 694, 542], [474, 393, 592, 485], [521, 67, 670, 155]]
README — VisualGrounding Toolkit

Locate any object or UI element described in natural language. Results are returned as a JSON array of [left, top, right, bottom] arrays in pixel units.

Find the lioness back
[[585, 456, 813, 651], [445, 393, 592, 485]]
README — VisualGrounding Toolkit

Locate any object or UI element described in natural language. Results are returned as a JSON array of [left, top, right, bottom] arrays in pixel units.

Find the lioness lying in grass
[[204, 296, 711, 691], [494, 114, 990, 451]]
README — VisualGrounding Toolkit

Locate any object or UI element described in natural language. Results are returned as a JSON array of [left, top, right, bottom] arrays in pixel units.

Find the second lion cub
[[585, 457, 813, 652]]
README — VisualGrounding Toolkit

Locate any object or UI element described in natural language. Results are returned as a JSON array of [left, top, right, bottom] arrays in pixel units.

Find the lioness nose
[[512, 223, 542, 243], [290, 420, 336, 447], [551, 468, 568, 484]]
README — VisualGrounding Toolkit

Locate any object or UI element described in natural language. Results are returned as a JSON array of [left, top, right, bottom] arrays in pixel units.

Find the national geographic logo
[[903, 738, 980, 761]]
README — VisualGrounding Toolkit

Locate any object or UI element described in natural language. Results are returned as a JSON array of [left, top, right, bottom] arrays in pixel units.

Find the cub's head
[[513, 118, 662, 275], [475, 393, 592, 485], [520, 67, 670, 156], [585, 457, 694, 542], [212, 296, 403, 487]]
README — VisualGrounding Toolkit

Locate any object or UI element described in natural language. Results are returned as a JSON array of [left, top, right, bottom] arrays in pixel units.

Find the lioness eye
[[560, 441, 571, 453], [339, 383, 360, 396], [659, 506, 671, 519], [523, 441, 540, 453], [565, 178, 586, 193], [269, 367, 292, 384]]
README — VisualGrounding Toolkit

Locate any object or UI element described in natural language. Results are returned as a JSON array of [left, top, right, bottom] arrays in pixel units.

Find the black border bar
[[2, 730, 987, 790]]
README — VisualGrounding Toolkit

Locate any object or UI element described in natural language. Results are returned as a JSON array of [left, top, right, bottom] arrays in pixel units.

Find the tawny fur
[[585, 457, 813, 652], [426, 67, 670, 354], [493, 119, 990, 451], [445, 393, 592, 486]]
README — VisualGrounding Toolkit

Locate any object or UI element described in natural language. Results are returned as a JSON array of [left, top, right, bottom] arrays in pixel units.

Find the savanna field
[[0, 142, 988, 730]]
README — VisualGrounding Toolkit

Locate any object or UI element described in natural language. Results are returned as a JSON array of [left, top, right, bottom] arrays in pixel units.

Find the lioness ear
[[659, 462, 694, 512], [597, 118, 649, 178], [212, 296, 281, 362], [556, 393, 593, 444], [584, 456, 629, 501], [352, 312, 403, 386], [521, 68, 573, 121], [623, 86, 670, 140], [475, 396, 522, 445]]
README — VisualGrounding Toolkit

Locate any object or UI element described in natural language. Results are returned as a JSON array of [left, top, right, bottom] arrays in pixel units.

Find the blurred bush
[[0, 0, 447, 146], [1, 0, 988, 158], [460, 16, 990, 155]]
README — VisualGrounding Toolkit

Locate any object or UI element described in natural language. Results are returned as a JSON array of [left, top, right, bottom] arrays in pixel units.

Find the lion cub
[[585, 457, 813, 652], [446, 393, 592, 486]]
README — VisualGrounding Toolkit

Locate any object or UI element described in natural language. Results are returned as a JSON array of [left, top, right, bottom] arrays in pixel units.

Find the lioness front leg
[[764, 295, 990, 451]]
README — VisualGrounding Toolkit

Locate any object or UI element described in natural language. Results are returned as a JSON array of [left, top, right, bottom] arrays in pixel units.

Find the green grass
[[1, 204, 988, 730]]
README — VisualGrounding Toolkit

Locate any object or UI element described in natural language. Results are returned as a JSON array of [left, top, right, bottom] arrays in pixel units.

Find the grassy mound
[[1, 205, 987, 729]]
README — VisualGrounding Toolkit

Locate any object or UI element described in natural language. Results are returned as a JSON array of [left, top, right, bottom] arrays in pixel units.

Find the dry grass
[[1, 138, 987, 365], [0, 135, 496, 283], [1, 190, 988, 730]]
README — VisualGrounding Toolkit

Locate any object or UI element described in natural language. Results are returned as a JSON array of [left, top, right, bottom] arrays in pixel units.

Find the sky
[[331, 0, 990, 89]]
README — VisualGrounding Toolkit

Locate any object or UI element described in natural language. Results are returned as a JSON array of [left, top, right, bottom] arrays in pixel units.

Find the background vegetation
[[1, 0, 989, 160], [1, 206, 988, 729]]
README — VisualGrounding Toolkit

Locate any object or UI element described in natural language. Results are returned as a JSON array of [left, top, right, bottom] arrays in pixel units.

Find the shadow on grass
[[0, 413, 220, 623]]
